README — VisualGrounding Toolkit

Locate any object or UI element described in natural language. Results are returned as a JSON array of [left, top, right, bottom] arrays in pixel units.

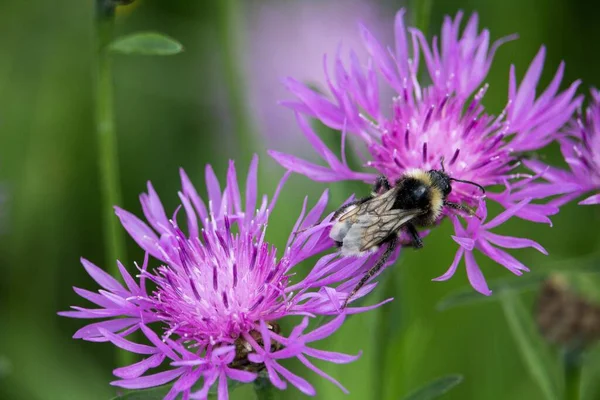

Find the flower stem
[[94, 1, 127, 268], [216, 0, 256, 164], [94, 0, 130, 366], [253, 376, 274, 400], [564, 359, 582, 400], [413, 0, 433, 36]]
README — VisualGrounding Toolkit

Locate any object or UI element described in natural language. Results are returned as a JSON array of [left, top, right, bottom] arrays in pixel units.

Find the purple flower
[[522, 88, 600, 206], [60, 156, 388, 399], [270, 9, 581, 293]]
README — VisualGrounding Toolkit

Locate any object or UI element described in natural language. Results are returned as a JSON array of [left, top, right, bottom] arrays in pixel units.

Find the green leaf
[[500, 291, 561, 400], [401, 375, 463, 400], [109, 32, 183, 56]]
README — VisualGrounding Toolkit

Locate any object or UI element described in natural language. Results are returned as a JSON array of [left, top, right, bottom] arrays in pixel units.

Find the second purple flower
[[270, 9, 580, 294]]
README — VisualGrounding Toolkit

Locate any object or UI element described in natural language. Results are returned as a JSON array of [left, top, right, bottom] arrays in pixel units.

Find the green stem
[[253, 376, 274, 400], [94, 1, 127, 269], [216, 0, 256, 164], [94, 0, 130, 366], [413, 0, 433, 35], [564, 360, 582, 400]]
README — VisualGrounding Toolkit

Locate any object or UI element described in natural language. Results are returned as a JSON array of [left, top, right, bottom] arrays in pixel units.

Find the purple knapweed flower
[[521, 89, 600, 206], [270, 9, 581, 294], [60, 156, 389, 399]]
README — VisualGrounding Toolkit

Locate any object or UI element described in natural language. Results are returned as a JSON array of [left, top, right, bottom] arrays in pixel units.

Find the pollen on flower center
[[149, 217, 288, 346], [372, 89, 501, 193]]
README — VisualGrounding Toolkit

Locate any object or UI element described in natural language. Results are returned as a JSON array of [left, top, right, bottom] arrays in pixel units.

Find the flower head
[[60, 156, 387, 399], [522, 88, 600, 206], [270, 9, 580, 293]]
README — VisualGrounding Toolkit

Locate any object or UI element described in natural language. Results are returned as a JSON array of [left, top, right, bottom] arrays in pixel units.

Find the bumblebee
[[331, 165, 484, 308]]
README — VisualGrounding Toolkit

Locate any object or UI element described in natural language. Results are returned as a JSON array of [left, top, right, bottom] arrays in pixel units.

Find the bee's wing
[[341, 208, 422, 255], [339, 187, 400, 223]]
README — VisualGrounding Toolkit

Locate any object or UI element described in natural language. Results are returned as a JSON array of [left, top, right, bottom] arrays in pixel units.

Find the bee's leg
[[372, 175, 391, 194], [332, 195, 373, 219], [342, 237, 398, 309], [404, 223, 423, 249], [444, 201, 477, 217]]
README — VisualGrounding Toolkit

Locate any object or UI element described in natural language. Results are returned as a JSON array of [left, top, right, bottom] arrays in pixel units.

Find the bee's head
[[428, 169, 452, 197]]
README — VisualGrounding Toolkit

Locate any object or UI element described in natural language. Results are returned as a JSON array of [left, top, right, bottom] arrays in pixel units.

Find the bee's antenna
[[440, 157, 446, 172], [449, 178, 486, 194]]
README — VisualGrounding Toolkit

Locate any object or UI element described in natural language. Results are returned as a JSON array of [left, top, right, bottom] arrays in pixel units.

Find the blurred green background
[[1, 0, 599, 399]]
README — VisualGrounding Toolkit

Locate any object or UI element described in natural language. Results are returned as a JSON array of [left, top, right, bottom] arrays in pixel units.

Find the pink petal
[[190, 371, 219, 399], [140, 324, 180, 361], [511, 46, 545, 122], [245, 154, 258, 217], [226, 160, 242, 215], [393, 9, 409, 78], [359, 23, 400, 91], [225, 368, 256, 383], [267, 170, 291, 217], [73, 318, 139, 340], [433, 248, 464, 281], [80, 258, 126, 295], [114, 207, 162, 260], [173, 368, 203, 392], [484, 198, 531, 230], [265, 361, 287, 390], [295, 113, 345, 170], [179, 168, 208, 224], [483, 231, 547, 254], [268, 151, 347, 182], [272, 362, 316, 396], [205, 164, 222, 213], [580, 193, 600, 205], [283, 77, 344, 129], [73, 287, 118, 309], [218, 371, 229, 400], [478, 240, 530, 275], [451, 236, 475, 251], [113, 353, 165, 379], [98, 327, 157, 355], [345, 297, 394, 314], [297, 354, 349, 394], [465, 251, 492, 296], [140, 182, 170, 234], [303, 348, 361, 364], [117, 260, 139, 294], [111, 368, 185, 389], [303, 313, 346, 342], [178, 192, 199, 240]]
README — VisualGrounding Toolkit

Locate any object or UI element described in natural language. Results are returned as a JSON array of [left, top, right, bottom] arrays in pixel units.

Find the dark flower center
[[229, 322, 281, 372]]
